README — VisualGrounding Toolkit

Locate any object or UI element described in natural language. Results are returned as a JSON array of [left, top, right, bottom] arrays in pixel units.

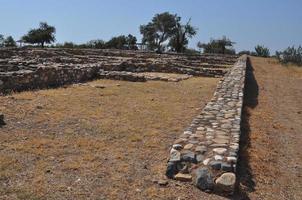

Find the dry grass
[[0, 77, 228, 200], [237, 57, 302, 200]]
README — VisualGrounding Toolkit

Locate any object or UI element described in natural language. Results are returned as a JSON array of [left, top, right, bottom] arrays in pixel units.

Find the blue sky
[[1, 0, 302, 52]]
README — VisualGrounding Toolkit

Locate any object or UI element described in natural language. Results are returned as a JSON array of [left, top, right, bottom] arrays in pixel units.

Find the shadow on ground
[[233, 57, 258, 200]]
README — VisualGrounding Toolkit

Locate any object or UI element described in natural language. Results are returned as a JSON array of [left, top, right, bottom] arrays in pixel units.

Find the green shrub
[[254, 45, 270, 57], [238, 50, 251, 56], [197, 36, 236, 55], [276, 46, 302, 66]]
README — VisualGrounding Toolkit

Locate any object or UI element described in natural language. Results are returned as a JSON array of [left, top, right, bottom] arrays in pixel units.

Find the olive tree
[[22, 22, 56, 47], [140, 12, 178, 52], [169, 18, 197, 53]]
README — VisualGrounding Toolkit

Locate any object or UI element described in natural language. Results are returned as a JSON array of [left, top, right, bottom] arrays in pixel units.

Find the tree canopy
[[0, 35, 4, 47], [169, 18, 197, 53], [197, 36, 236, 54], [140, 12, 196, 53], [105, 34, 137, 50], [4, 36, 17, 47], [0, 35, 17, 47], [140, 12, 178, 52], [22, 22, 56, 47]]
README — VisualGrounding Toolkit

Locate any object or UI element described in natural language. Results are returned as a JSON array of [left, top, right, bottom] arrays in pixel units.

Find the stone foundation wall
[[166, 56, 247, 195], [0, 48, 238, 93], [0, 66, 100, 93]]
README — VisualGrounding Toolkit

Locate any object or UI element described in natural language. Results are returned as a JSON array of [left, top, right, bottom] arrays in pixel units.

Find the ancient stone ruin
[[0, 48, 237, 93], [0, 48, 246, 195], [166, 56, 247, 195]]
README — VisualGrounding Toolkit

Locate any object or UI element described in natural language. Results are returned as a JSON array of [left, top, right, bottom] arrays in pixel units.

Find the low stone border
[[166, 56, 247, 195], [98, 70, 192, 82], [98, 70, 147, 82]]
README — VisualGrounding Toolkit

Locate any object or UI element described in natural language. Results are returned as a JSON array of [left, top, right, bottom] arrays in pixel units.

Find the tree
[[0, 34, 4, 47], [276, 46, 302, 65], [197, 36, 236, 54], [105, 35, 127, 49], [87, 39, 106, 49], [140, 12, 178, 52], [22, 22, 56, 47], [169, 18, 197, 53], [4, 36, 17, 47], [105, 35, 137, 49], [126, 34, 137, 50], [254, 45, 270, 57]]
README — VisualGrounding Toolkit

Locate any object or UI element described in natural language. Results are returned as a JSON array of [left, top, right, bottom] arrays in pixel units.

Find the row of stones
[[0, 60, 227, 93], [98, 70, 192, 82], [166, 56, 247, 194], [0, 48, 238, 67]]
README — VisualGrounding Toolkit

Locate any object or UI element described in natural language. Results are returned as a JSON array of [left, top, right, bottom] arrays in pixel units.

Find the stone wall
[[0, 65, 100, 93], [0, 48, 238, 93], [165, 56, 247, 195]]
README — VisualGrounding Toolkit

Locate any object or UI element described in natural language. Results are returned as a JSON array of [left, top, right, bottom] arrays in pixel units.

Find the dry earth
[[0, 77, 226, 200], [1, 57, 302, 200], [236, 57, 302, 200]]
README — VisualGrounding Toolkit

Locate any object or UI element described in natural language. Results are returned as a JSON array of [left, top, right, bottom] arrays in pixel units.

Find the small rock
[[195, 146, 207, 154], [184, 144, 194, 150], [158, 179, 168, 186], [210, 161, 222, 170], [212, 138, 229, 144], [213, 148, 227, 155], [197, 127, 205, 131], [194, 167, 214, 191], [36, 105, 43, 109], [172, 144, 183, 150], [166, 162, 178, 178], [175, 173, 192, 182], [214, 155, 223, 161], [181, 152, 197, 163], [196, 155, 204, 162], [170, 150, 181, 162], [227, 156, 237, 163], [203, 158, 211, 166], [221, 163, 233, 172], [94, 84, 106, 89], [174, 138, 185, 144], [215, 172, 236, 193]]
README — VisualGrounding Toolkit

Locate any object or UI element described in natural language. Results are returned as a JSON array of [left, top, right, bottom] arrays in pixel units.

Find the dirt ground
[[1, 57, 302, 200], [0, 77, 228, 200], [236, 57, 302, 200]]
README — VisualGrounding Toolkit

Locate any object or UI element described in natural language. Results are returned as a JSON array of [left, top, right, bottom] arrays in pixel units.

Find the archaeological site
[[1, 1, 302, 200], [1, 46, 302, 200]]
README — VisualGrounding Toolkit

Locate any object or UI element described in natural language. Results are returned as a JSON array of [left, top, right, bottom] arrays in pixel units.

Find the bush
[[254, 45, 270, 57], [276, 46, 302, 66], [238, 50, 251, 56], [197, 36, 236, 55]]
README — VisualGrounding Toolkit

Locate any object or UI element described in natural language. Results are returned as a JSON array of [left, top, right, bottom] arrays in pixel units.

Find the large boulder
[[215, 172, 236, 193], [193, 167, 214, 192]]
